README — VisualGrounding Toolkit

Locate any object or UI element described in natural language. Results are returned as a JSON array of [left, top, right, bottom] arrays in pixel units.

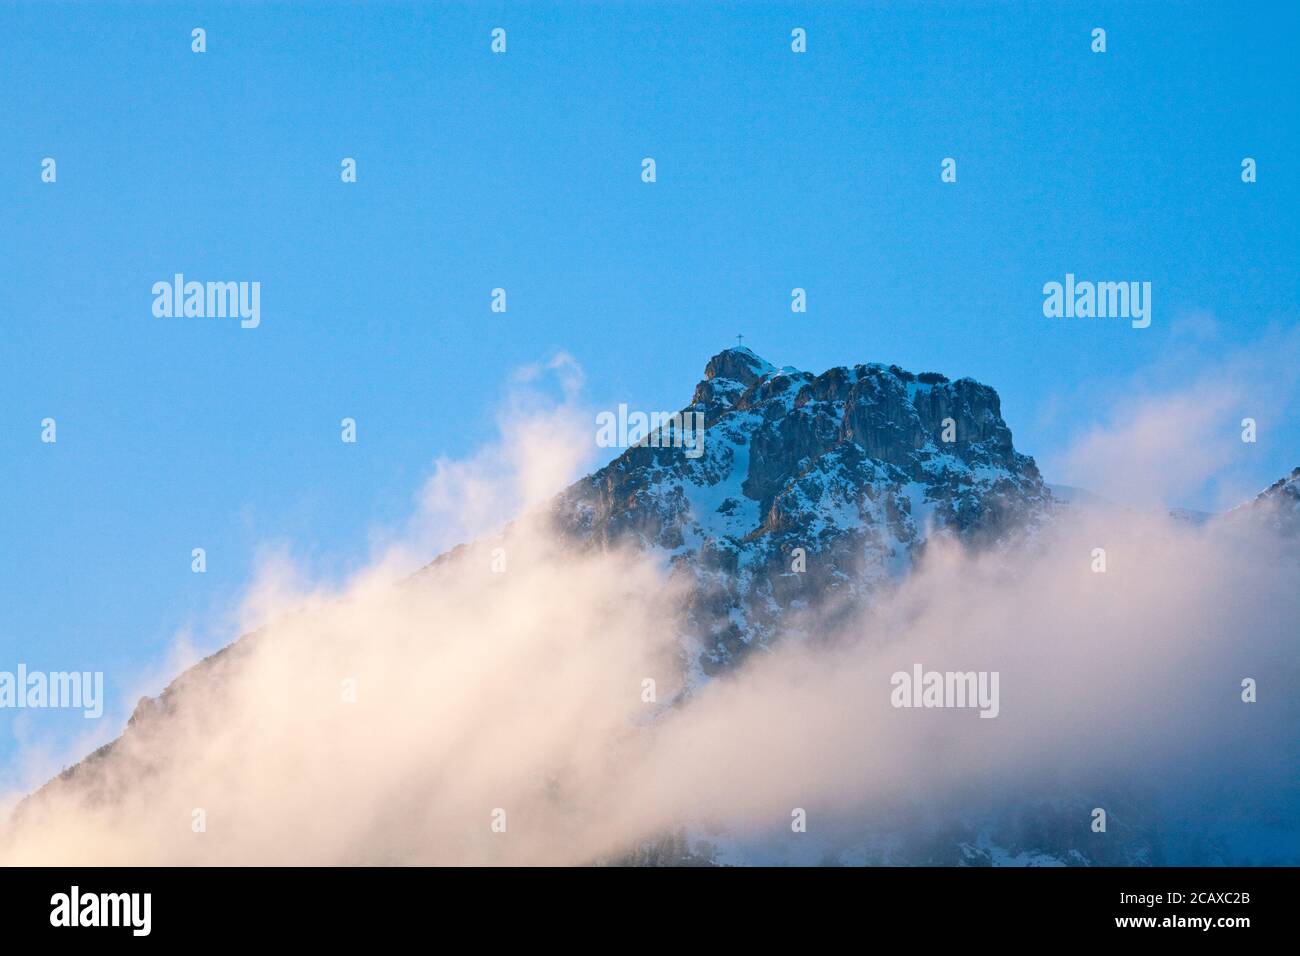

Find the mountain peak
[[560, 349, 1049, 670], [703, 346, 777, 387]]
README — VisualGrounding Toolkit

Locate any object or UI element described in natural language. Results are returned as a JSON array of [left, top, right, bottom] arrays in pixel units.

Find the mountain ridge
[[10, 348, 1298, 867]]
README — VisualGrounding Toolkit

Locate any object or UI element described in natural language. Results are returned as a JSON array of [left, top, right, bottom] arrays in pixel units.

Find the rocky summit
[[553, 347, 1051, 673]]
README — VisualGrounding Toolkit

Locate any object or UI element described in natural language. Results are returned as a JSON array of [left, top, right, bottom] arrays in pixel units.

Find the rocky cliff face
[[553, 347, 1051, 673]]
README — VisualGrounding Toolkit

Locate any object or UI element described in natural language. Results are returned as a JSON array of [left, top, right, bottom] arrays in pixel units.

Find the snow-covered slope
[[553, 347, 1051, 673], [1227, 466, 1300, 535]]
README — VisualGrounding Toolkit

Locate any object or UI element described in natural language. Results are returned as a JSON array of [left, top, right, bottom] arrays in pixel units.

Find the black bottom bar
[[3, 866, 1290, 942]]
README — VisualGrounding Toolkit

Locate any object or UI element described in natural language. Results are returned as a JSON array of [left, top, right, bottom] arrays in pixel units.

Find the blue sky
[[1, 1, 1297, 779]]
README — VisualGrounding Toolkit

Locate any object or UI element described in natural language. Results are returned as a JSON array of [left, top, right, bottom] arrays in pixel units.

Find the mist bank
[[2, 492, 1295, 865]]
